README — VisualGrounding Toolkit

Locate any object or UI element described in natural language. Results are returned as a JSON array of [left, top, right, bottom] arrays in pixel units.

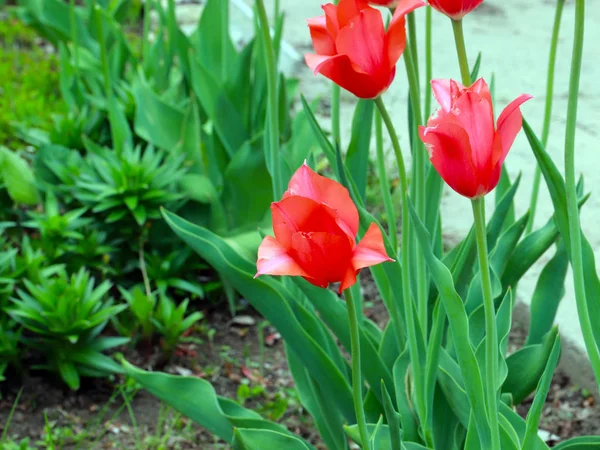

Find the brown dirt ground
[[1, 282, 599, 449]]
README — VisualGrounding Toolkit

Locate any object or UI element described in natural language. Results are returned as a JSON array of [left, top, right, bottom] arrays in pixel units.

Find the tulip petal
[[386, 0, 424, 67], [285, 163, 359, 237], [352, 223, 393, 270], [450, 91, 495, 170], [336, 9, 385, 76], [337, 0, 370, 29], [420, 122, 480, 198], [307, 16, 336, 56], [304, 53, 386, 99], [291, 231, 354, 288], [256, 236, 308, 278], [340, 265, 358, 293], [493, 94, 533, 166], [322, 3, 340, 36], [469, 78, 493, 107], [271, 195, 344, 248], [431, 79, 456, 113]]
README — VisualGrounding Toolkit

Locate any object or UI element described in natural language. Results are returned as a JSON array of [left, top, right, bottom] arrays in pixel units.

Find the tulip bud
[[419, 78, 532, 199]]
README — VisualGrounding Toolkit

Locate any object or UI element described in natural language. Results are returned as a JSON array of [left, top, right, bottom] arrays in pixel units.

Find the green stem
[[344, 287, 370, 448], [471, 198, 500, 450], [332, 85, 341, 147], [424, 6, 432, 118], [451, 19, 472, 86], [256, 0, 282, 199], [221, 0, 229, 81], [526, 0, 565, 234], [69, 0, 79, 75], [375, 97, 427, 431], [403, 43, 428, 336], [564, 0, 600, 388], [95, 6, 112, 100], [142, 0, 151, 61], [375, 111, 398, 251], [407, 12, 419, 84]]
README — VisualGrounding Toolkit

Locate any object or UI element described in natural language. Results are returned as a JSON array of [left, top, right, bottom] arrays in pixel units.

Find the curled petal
[[284, 163, 359, 237], [307, 16, 336, 56], [352, 223, 394, 271], [305, 53, 388, 99], [256, 236, 308, 278], [386, 0, 424, 69], [493, 94, 534, 166], [420, 122, 480, 198], [322, 3, 340, 37], [431, 79, 456, 113]]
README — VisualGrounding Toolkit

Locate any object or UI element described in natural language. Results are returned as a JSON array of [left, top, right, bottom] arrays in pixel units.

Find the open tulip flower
[[255, 163, 392, 292], [428, 0, 484, 20], [420, 78, 532, 199], [305, 0, 424, 99]]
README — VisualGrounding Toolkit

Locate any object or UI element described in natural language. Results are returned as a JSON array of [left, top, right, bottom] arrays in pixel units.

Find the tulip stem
[[451, 19, 472, 86], [344, 287, 370, 448], [375, 97, 427, 434], [526, 0, 565, 234], [424, 6, 433, 117], [471, 198, 501, 450], [256, 0, 282, 199], [407, 12, 419, 85], [564, 0, 600, 389], [375, 112, 398, 251], [332, 85, 341, 147], [403, 41, 429, 337]]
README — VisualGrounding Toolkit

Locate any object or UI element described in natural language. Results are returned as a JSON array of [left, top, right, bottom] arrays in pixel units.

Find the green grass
[[0, 17, 65, 148]]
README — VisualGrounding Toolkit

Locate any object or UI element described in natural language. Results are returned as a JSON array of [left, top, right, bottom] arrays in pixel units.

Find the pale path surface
[[229, 0, 600, 386]]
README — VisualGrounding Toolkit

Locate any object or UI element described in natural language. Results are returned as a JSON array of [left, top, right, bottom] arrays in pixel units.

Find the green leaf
[[344, 424, 431, 450], [221, 144, 272, 230], [233, 429, 311, 450], [179, 174, 218, 204], [502, 326, 559, 404], [295, 279, 393, 406], [392, 350, 419, 442], [522, 334, 561, 450], [58, 360, 80, 390], [407, 201, 491, 447], [345, 100, 374, 200], [527, 244, 568, 345], [107, 95, 132, 153], [381, 380, 403, 450], [122, 360, 308, 445], [0, 147, 40, 205], [162, 209, 355, 421], [132, 78, 187, 151], [553, 437, 600, 449], [287, 347, 347, 450]]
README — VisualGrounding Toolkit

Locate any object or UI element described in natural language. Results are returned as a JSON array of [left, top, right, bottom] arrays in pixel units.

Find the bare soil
[[1, 288, 599, 449]]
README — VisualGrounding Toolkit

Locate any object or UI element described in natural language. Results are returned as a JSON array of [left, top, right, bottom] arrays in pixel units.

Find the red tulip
[[369, 0, 401, 6], [428, 0, 484, 20], [305, 0, 424, 99], [256, 163, 392, 292], [419, 78, 532, 199]]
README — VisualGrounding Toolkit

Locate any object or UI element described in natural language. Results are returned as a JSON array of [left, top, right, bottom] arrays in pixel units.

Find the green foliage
[[7, 267, 128, 389], [73, 143, 186, 232], [113, 285, 203, 357], [153, 294, 203, 356], [0, 18, 65, 148], [23, 191, 91, 260]]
